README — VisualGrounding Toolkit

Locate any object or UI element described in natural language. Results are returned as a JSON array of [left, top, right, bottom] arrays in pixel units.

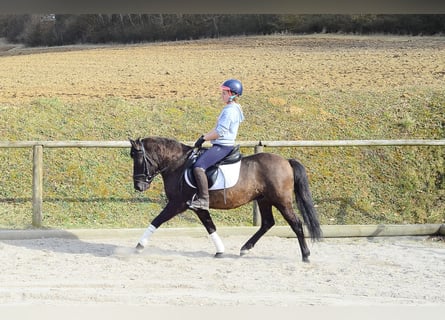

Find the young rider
[[187, 78, 245, 210]]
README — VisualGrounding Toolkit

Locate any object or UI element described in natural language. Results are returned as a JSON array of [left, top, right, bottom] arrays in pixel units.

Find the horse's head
[[129, 138, 157, 192]]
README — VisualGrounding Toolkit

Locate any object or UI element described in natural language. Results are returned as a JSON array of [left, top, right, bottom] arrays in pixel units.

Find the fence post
[[252, 142, 264, 226], [32, 145, 43, 227]]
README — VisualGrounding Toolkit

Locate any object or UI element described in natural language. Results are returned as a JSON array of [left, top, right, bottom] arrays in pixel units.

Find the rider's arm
[[203, 129, 219, 141]]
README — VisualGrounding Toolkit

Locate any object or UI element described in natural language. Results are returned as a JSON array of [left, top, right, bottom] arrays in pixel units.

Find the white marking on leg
[[210, 232, 225, 254], [138, 224, 156, 247], [240, 248, 250, 256]]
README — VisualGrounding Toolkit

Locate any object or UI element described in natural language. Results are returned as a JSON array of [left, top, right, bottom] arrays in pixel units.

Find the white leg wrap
[[138, 224, 156, 247], [210, 232, 225, 253]]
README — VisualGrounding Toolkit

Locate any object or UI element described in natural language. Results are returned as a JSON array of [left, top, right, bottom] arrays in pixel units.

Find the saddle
[[185, 145, 242, 189]]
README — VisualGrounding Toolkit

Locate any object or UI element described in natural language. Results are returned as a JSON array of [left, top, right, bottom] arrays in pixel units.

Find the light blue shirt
[[212, 102, 244, 146]]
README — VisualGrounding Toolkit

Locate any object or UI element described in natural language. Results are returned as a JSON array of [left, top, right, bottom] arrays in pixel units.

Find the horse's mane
[[142, 136, 191, 168]]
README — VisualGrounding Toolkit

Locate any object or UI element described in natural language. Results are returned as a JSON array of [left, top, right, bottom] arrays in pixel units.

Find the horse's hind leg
[[240, 200, 275, 256], [195, 209, 225, 257], [278, 204, 310, 262]]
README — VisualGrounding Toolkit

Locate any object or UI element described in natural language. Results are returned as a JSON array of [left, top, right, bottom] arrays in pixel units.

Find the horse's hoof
[[135, 243, 144, 253], [302, 257, 310, 263], [214, 252, 224, 258], [240, 249, 250, 256]]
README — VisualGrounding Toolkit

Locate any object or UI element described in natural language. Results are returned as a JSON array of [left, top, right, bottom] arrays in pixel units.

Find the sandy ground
[[0, 233, 443, 306]]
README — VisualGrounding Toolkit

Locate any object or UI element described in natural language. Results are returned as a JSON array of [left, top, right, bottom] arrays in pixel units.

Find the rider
[[187, 78, 245, 211]]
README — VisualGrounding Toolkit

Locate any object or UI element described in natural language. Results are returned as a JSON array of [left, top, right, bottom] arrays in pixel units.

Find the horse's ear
[[129, 138, 137, 148]]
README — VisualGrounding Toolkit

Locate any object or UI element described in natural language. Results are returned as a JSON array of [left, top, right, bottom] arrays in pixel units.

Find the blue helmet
[[221, 79, 243, 96]]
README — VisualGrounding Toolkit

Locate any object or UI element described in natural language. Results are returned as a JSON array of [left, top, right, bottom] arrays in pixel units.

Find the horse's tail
[[288, 159, 322, 241]]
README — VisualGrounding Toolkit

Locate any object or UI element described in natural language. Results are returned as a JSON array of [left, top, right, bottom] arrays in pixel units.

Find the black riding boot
[[187, 167, 209, 210]]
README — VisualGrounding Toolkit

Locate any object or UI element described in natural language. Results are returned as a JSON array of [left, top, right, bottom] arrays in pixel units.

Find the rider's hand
[[194, 135, 205, 148]]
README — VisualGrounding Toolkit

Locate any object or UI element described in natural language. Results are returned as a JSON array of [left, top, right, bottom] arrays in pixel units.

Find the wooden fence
[[1, 139, 444, 227]]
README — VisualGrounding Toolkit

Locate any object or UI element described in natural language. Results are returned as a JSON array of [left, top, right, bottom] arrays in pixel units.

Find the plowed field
[[0, 35, 444, 104]]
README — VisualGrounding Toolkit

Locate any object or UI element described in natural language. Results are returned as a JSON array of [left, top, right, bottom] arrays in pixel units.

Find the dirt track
[[0, 233, 443, 306]]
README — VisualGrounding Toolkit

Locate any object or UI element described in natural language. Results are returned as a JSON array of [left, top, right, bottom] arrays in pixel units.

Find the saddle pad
[[185, 161, 242, 190]]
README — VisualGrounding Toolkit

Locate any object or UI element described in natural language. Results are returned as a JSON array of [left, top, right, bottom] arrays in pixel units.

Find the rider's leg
[[187, 144, 233, 211], [188, 167, 209, 210]]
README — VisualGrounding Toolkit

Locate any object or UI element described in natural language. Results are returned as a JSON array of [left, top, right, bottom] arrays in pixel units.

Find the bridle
[[132, 141, 160, 185]]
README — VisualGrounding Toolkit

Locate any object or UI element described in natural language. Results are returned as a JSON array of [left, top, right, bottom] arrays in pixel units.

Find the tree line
[[1, 14, 444, 47]]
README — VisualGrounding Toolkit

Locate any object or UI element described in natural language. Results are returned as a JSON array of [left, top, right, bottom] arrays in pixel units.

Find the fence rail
[[1, 139, 444, 227], [1, 139, 445, 148]]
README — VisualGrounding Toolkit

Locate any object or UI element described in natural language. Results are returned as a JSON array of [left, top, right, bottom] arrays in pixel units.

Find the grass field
[[0, 34, 444, 229]]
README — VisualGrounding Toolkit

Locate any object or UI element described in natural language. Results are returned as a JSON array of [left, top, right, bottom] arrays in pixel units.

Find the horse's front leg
[[194, 209, 225, 257], [136, 202, 186, 251]]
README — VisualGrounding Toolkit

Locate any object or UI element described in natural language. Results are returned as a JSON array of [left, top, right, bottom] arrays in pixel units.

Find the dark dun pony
[[130, 137, 322, 262]]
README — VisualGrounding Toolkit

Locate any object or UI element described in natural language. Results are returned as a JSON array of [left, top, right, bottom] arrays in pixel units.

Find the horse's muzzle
[[134, 180, 150, 192]]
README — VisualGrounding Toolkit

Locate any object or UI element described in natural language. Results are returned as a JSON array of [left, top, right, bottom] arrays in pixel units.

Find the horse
[[129, 136, 322, 262]]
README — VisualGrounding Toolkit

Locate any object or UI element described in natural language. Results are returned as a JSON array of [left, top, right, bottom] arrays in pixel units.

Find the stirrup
[[187, 194, 209, 210]]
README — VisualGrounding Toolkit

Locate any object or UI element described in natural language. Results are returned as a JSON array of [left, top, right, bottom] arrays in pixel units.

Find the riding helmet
[[221, 79, 243, 96]]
